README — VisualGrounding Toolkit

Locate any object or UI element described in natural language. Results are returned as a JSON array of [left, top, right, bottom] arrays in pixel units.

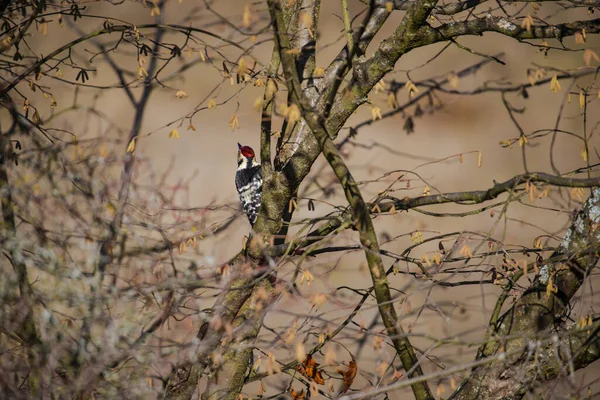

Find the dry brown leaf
[[296, 355, 325, 385], [290, 388, 305, 400], [337, 359, 357, 394]]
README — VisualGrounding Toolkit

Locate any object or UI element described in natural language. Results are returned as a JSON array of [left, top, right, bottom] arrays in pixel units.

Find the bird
[[235, 143, 262, 226]]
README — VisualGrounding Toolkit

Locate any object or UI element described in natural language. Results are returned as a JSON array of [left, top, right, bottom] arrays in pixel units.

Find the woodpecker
[[235, 143, 262, 226]]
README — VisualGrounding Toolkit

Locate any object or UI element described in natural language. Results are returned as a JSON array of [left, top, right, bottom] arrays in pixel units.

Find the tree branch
[[269, 2, 435, 399], [434, 16, 600, 41], [450, 188, 600, 399], [358, 0, 588, 15], [373, 172, 600, 213], [275, 0, 391, 170], [326, 0, 439, 136], [0, 0, 45, 54], [340, 319, 600, 399], [0, 114, 42, 396], [202, 280, 278, 400]]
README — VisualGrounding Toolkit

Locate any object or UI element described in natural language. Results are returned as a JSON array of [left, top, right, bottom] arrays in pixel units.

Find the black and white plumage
[[235, 143, 262, 226]]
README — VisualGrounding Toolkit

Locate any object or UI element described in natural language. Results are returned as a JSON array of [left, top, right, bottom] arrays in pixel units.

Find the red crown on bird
[[238, 143, 255, 158]]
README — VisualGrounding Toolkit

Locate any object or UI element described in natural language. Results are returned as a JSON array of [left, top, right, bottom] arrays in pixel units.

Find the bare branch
[[269, 2, 435, 398], [452, 188, 600, 399], [358, 0, 594, 15], [434, 16, 600, 41], [374, 172, 600, 213]]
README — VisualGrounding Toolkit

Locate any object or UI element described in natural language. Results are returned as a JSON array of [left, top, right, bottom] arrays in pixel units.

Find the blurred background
[[4, 0, 600, 397]]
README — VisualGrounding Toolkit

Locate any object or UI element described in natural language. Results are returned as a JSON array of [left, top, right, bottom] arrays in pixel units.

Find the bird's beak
[[237, 143, 242, 149]]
